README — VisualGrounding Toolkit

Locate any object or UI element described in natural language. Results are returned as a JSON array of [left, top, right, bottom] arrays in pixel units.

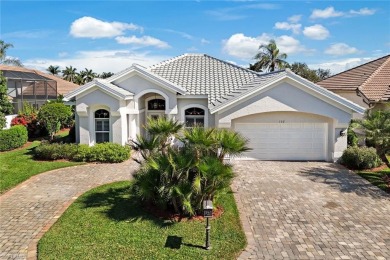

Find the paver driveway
[[233, 161, 390, 260], [0, 160, 137, 260]]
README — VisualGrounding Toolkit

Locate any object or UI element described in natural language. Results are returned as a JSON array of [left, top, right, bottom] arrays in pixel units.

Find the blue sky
[[1, 1, 389, 74]]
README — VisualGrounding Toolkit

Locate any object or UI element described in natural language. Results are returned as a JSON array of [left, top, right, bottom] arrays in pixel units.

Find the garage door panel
[[235, 123, 327, 161]]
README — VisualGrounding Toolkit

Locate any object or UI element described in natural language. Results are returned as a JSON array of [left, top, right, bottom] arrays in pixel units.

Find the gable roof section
[[210, 69, 365, 114], [317, 55, 390, 102], [359, 56, 390, 102], [149, 54, 259, 104], [107, 64, 186, 95], [64, 78, 133, 100], [0, 65, 80, 95]]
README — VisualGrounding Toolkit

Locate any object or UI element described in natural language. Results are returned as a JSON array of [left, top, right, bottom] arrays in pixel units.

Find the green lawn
[[357, 167, 390, 193], [0, 141, 82, 193], [38, 181, 246, 260]]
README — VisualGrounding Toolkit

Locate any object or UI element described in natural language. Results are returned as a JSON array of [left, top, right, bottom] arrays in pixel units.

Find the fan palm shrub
[[131, 118, 250, 217]]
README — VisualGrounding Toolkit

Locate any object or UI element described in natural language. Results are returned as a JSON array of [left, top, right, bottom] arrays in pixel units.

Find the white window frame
[[181, 104, 208, 128], [145, 95, 166, 119], [94, 109, 110, 143]]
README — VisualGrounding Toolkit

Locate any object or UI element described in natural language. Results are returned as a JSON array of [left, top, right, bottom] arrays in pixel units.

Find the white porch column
[[119, 108, 128, 145], [128, 113, 139, 141]]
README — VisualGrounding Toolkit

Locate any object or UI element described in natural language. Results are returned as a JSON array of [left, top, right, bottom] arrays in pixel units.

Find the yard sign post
[[203, 200, 213, 250]]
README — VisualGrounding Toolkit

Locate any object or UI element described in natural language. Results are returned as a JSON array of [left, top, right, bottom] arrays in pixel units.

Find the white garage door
[[235, 123, 327, 161]]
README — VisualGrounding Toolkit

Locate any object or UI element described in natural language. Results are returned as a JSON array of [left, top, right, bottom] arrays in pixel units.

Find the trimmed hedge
[[34, 142, 130, 163], [340, 146, 382, 170], [0, 125, 28, 151]]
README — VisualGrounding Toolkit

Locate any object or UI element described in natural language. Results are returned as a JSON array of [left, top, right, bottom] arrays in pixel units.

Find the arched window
[[185, 107, 205, 127], [95, 109, 109, 143], [148, 99, 165, 110]]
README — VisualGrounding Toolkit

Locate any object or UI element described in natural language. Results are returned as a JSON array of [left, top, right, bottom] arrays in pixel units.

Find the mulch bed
[[143, 203, 224, 222]]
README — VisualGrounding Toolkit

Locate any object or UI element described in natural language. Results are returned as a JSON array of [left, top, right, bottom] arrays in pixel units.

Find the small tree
[[0, 71, 13, 128], [354, 109, 390, 166], [38, 103, 72, 140]]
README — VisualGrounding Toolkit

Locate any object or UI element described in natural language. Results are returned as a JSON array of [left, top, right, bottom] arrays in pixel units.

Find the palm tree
[[250, 39, 288, 72], [62, 66, 78, 83], [80, 68, 97, 84], [354, 110, 390, 166], [0, 40, 22, 66], [99, 72, 114, 79], [214, 129, 251, 161], [46, 65, 60, 75], [145, 117, 183, 155]]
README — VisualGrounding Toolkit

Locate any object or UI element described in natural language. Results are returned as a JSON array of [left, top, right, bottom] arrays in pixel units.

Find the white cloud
[[310, 6, 376, 19], [303, 24, 330, 40], [58, 52, 68, 58], [2, 30, 53, 39], [201, 38, 210, 45], [325, 43, 359, 56], [23, 50, 169, 74], [70, 16, 142, 39], [274, 22, 301, 34], [187, 46, 198, 52], [349, 8, 376, 16], [163, 29, 193, 40], [288, 15, 302, 23], [309, 57, 376, 74], [310, 7, 344, 19], [115, 35, 170, 49], [205, 3, 279, 21], [222, 33, 309, 60]]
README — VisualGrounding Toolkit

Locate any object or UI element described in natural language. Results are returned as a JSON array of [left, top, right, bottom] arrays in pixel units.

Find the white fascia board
[[108, 64, 187, 95], [64, 81, 96, 100], [64, 80, 133, 101], [177, 94, 208, 99]]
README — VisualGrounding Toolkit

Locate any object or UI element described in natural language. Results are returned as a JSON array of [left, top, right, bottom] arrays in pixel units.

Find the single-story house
[[0, 65, 79, 113], [317, 54, 390, 110], [65, 54, 365, 161]]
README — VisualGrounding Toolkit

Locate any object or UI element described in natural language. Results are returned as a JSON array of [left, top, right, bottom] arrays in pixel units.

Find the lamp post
[[203, 200, 213, 250]]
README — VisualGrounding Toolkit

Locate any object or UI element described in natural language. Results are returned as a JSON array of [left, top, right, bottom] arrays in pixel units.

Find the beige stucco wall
[[75, 88, 124, 145], [331, 90, 369, 108], [217, 82, 353, 127], [215, 82, 356, 162], [115, 75, 178, 112]]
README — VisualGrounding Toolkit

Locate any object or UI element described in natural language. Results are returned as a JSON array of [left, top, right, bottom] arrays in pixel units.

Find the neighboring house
[[317, 54, 390, 111], [0, 65, 79, 113], [65, 54, 365, 162]]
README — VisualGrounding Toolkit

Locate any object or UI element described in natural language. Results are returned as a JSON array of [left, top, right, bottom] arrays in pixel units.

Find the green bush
[[34, 142, 130, 163], [340, 146, 382, 170], [0, 125, 28, 151], [34, 142, 79, 160], [0, 112, 6, 129], [38, 103, 73, 140], [88, 143, 131, 163]]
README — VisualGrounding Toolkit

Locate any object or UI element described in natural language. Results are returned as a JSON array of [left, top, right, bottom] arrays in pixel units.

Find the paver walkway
[[0, 160, 137, 260], [233, 161, 390, 260]]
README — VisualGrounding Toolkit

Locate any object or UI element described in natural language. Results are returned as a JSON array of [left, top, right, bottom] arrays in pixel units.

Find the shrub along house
[[317, 54, 390, 111], [65, 54, 365, 162]]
